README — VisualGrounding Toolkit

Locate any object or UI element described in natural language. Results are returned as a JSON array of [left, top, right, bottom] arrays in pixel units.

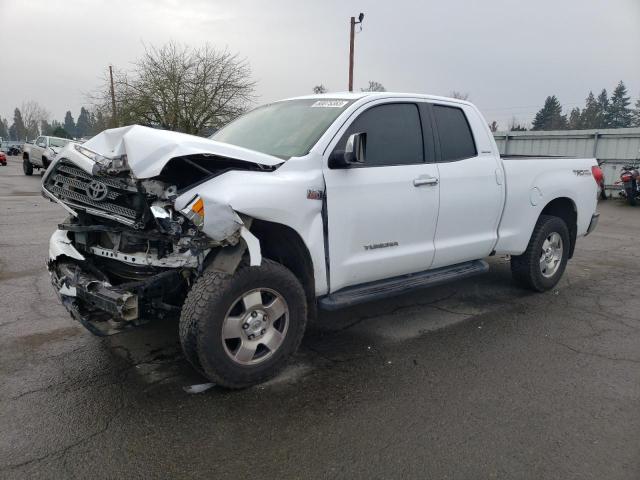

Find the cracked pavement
[[1, 154, 639, 479]]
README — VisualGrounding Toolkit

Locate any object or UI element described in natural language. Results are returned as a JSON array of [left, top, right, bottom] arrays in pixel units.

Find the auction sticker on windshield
[[311, 100, 349, 108]]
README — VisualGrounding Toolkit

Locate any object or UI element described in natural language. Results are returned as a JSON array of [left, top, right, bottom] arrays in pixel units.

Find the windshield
[[49, 138, 69, 148], [211, 99, 354, 159]]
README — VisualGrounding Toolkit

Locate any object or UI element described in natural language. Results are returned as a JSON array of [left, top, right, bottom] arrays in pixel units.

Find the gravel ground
[[1, 154, 639, 479]]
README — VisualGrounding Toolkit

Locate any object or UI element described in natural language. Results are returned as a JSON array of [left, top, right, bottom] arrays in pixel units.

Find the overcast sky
[[1, 0, 639, 129]]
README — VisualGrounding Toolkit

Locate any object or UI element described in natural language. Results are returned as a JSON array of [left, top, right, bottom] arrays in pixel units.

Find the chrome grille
[[45, 162, 143, 226]]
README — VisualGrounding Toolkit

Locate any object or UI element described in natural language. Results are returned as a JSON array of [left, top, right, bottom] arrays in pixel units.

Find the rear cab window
[[432, 105, 477, 161]]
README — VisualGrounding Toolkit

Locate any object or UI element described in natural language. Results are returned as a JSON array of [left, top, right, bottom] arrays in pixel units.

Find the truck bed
[[494, 155, 598, 255]]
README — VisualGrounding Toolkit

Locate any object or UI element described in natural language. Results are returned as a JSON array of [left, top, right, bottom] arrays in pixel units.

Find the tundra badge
[[364, 241, 399, 251]]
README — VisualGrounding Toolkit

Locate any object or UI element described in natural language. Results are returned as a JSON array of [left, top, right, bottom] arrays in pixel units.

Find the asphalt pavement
[[1, 154, 639, 479]]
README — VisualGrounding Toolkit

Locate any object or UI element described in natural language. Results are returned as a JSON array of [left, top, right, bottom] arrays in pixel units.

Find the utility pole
[[109, 65, 117, 128], [348, 13, 364, 92]]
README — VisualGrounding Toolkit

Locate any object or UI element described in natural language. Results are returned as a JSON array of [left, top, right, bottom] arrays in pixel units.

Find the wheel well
[[251, 220, 317, 320], [541, 197, 577, 258]]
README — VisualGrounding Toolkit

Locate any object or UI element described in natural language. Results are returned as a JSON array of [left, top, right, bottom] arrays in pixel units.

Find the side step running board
[[318, 260, 489, 311]]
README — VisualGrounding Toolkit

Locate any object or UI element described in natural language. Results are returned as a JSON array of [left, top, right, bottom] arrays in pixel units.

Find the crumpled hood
[[78, 125, 284, 179]]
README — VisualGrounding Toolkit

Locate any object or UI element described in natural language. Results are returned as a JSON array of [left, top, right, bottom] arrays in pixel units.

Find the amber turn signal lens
[[192, 198, 204, 215]]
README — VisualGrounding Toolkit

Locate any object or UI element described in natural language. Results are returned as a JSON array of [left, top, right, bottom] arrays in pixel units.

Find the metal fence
[[493, 127, 640, 190]]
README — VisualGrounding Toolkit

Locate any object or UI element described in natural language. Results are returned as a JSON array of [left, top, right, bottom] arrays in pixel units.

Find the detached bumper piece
[[51, 261, 182, 336]]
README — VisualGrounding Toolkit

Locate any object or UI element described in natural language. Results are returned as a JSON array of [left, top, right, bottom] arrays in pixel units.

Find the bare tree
[[21, 101, 50, 138], [488, 120, 499, 132], [449, 91, 470, 100], [361, 81, 386, 92], [92, 42, 256, 135]]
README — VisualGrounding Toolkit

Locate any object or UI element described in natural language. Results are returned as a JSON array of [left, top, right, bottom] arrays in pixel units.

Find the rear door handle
[[413, 176, 439, 187]]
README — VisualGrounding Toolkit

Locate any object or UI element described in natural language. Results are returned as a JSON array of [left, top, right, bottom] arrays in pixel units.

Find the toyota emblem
[[87, 180, 109, 201]]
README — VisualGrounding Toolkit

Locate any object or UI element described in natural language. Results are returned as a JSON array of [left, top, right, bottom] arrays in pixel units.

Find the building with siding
[[493, 128, 640, 191]]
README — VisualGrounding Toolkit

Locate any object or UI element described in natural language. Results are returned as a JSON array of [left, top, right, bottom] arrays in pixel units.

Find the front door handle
[[413, 176, 439, 187]]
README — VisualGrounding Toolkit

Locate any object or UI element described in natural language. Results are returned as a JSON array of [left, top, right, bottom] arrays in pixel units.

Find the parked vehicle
[[8, 144, 22, 156], [617, 164, 640, 206], [23, 136, 74, 175], [0, 152, 6, 166], [0, 141, 23, 156], [43, 93, 601, 388]]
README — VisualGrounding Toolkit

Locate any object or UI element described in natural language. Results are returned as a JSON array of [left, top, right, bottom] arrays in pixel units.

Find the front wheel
[[511, 215, 570, 292], [23, 159, 33, 176], [179, 259, 307, 389]]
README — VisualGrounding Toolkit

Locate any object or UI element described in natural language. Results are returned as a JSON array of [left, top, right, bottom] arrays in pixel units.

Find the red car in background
[[0, 152, 7, 166]]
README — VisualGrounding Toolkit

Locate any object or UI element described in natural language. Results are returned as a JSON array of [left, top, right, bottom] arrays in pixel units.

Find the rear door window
[[433, 105, 476, 161]]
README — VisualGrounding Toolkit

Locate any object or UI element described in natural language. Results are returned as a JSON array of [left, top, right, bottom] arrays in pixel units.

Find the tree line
[[528, 80, 640, 131], [0, 104, 110, 141]]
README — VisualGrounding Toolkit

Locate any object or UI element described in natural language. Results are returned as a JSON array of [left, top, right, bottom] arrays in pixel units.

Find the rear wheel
[[23, 159, 33, 176], [511, 215, 570, 292], [179, 259, 307, 389], [627, 188, 637, 206]]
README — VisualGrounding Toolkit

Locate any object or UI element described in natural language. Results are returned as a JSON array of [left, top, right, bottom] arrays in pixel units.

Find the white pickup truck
[[23, 135, 73, 175], [43, 92, 600, 388]]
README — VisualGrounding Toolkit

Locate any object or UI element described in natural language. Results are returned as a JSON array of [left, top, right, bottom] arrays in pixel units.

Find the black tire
[[627, 189, 637, 206], [179, 259, 307, 389], [511, 215, 570, 292], [23, 159, 33, 176]]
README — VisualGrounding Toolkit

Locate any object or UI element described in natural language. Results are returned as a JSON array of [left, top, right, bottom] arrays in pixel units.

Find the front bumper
[[48, 230, 186, 336], [586, 212, 600, 236], [51, 261, 142, 336]]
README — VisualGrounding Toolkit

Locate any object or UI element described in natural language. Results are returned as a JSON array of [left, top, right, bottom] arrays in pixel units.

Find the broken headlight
[[74, 144, 127, 170], [180, 195, 205, 229], [151, 203, 183, 236]]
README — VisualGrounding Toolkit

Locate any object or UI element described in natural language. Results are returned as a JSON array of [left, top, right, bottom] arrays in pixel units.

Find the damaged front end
[[48, 226, 198, 336], [43, 126, 277, 336]]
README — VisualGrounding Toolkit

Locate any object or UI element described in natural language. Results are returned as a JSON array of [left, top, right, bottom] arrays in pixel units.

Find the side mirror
[[328, 132, 366, 169]]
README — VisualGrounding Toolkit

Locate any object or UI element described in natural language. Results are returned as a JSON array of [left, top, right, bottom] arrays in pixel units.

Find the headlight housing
[[74, 144, 127, 171], [180, 195, 205, 228]]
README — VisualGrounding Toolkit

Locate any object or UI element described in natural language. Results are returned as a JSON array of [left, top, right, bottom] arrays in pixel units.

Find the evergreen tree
[[76, 107, 92, 138], [607, 81, 632, 128], [596, 89, 609, 128], [580, 91, 599, 129], [52, 126, 71, 139], [12, 108, 26, 140], [632, 98, 640, 127], [64, 111, 76, 138], [40, 119, 52, 136], [532, 95, 567, 130], [91, 111, 107, 135], [508, 117, 527, 131], [0, 117, 8, 139], [568, 107, 582, 129]]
